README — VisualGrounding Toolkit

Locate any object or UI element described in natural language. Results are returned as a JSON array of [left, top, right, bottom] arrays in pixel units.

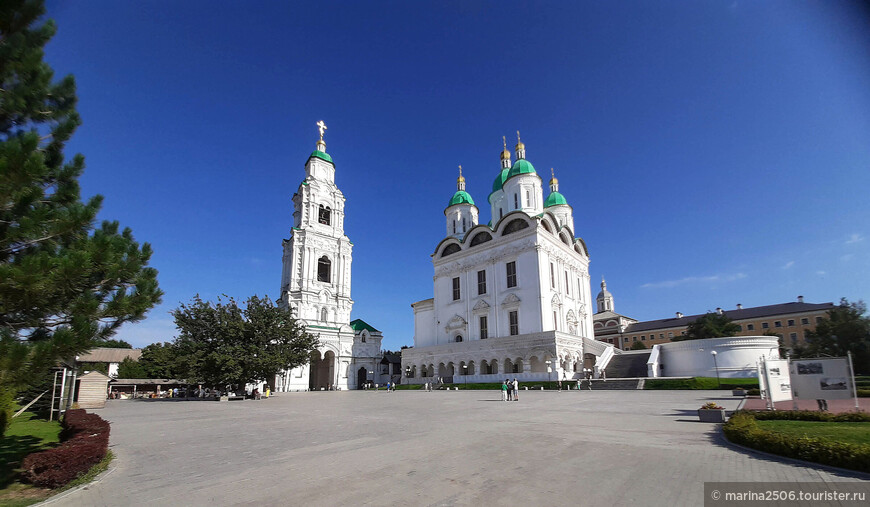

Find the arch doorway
[[357, 367, 368, 390], [309, 350, 336, 390]]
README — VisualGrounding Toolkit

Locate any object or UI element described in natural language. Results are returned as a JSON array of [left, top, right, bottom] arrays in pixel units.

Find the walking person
[[512, 379, 519, 401], [501, 380, 508, 401]]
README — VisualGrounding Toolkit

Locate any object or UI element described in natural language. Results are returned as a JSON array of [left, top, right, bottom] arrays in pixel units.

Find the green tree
[[630, 340, 647, 350], [117, 356, 146, 379], [99, 339, 133, 349], [672, 312, 740, 341], [0, 0, 162, 434], [172, 295, 319, 389], [139, 342, 181, 379], [800, 299, 870, 374]]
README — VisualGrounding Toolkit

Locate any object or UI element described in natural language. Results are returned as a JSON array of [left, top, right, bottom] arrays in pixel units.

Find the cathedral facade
[[275, 124, 384, 391], [402, 135, 614, 383]]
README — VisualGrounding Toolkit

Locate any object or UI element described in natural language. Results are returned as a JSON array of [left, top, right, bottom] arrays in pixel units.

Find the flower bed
[[722, 411, 870, 473], [20, 409, 110, 488]]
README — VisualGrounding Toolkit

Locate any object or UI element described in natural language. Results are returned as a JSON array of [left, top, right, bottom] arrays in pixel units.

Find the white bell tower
[[280, 121, 354, 325]]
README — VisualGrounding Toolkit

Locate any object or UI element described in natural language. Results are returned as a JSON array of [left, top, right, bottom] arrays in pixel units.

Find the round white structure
[[649, 336, 780, 378]]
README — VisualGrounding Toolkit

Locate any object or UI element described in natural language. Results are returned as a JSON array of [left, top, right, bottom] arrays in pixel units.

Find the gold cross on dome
[[316, 120, 327, 141], [458, 165, 462, 177]]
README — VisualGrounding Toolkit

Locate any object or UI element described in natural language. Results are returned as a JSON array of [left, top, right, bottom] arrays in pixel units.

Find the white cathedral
[[401, 134, 615, 383], [273, 123, 387, 391]]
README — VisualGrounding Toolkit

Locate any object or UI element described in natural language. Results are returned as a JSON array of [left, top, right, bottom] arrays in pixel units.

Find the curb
[[716, 427, 870, 480], [35, 457, 118, 506]]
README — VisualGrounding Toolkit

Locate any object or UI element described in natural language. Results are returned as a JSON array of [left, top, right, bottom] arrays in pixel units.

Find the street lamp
[[711, 350, 720, 388], [462, 364, 467, 388], [368, 370, 373, 390], [545, 360, 552, 385]]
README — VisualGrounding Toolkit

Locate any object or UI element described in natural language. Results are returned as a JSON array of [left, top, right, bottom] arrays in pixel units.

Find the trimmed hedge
[[723, 411, 870, 473], [740, 410, 870, 422], [21, 409, 110, 488], [645, 377, 759, 390]]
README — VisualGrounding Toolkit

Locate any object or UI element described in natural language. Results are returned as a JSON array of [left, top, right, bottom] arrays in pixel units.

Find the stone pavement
[[44, 390, 867, 507]]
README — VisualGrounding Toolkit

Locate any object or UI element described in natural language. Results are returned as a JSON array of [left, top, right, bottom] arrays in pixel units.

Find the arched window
[[525, 190, 530, 206], [462, 218, 466, 231], [514, 193, 518, 209], [452, 220, 456, 234], [470, 231, 492, 247], [455, 335, 463, 343], [499, 208, 503, 219], [441, 243, 461, 257], [320, 308, 328, 322], [318, 205, 331, 225], [317, 256, 331, 283], [503, 218, 530, 236]]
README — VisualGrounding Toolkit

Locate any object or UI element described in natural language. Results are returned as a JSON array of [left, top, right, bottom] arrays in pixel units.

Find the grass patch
[[0, 412, 60, 489], [755, 420, 870, 446], [645, 377, 759, 390], [0, 411, 61, 506]]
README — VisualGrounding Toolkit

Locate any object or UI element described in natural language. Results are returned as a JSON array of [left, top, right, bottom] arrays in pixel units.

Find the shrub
[[0, 389, 14, 437], [723, 411, 870, 473], [20, 409, 111, 488], [741, 410, 870, 422]]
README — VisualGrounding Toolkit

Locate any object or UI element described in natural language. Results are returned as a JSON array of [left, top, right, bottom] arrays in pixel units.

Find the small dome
[[596, 287, 612, 301], [515, 140, 525, 151], [544, 191, 568, 208], [491, 168, 510, 193], [501, 148, 511, 160], [507, 159, 536, 179], [309, 150, 333, 164], [448, 190, 475, 207]]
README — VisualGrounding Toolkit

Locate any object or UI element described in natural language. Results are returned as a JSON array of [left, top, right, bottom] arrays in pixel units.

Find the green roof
[[491, 168, 510, 193], [309, 150, 333, 164], [307, 324, 340, 331], [350, 319, 380, 333], [507, 159, 536, 179], [544, 191, 568, 207], [448, 190, 475, 207]]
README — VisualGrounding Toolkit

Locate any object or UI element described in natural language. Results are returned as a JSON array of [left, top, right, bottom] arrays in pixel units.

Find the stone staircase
[[603, 350, 651, 379]]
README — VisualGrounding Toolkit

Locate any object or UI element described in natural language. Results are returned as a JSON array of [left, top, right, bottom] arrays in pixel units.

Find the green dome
[[507, 159, 536, 179], [448, 190, 475, 207], [491, 168, 510, 193], [544, 191, 568, 208], [309, 150, 333, 164]]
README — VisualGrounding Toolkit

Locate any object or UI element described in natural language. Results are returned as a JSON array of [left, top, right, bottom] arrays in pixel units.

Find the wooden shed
[[75, 371, 110, 409]]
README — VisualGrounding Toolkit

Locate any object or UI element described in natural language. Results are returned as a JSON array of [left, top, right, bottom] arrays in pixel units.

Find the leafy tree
[[138, 342, 181, 379], [672, 312, 740, 341], [172, 295, 319, 389], [117, 356, 146, 379], [0, 0, 162, 434], [99, 339, 133, 349], [799, 298, 870, 374], [630, 340, 647, 350]]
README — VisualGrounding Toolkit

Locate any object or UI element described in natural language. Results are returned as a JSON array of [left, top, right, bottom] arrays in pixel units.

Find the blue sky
[[43, 1, 870, 351]]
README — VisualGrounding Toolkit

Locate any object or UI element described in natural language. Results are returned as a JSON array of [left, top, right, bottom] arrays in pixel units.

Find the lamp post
[[711, 350, 720, 388], [545, 360, 552, 385], [368, 370, 373, 390], [462, 364, 467, 388]]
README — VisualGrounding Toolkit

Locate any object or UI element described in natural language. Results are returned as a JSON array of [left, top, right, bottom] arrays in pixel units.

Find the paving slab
[[44, 390, 866, 507]]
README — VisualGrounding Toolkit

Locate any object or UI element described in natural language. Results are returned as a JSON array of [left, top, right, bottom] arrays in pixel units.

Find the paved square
[[47, 390, 866, 506]]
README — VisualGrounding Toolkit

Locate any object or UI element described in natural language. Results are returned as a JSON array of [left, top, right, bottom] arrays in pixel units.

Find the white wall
[[657, 336, 780, 378]]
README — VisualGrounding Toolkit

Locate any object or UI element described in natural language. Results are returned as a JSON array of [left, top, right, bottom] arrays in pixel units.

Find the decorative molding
[[501, 293, 521, 307]]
